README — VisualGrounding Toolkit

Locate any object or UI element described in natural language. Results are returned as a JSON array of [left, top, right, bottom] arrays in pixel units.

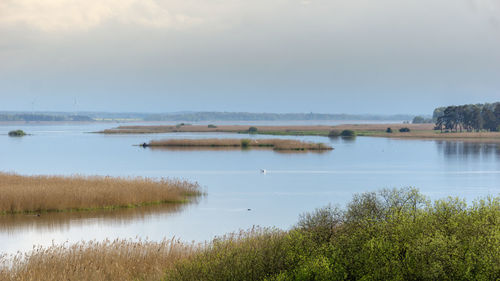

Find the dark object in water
[[142, 142, 148, 148]]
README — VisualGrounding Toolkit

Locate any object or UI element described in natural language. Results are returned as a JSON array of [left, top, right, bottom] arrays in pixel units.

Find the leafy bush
[[328, 130, 341, 137], [248, 127, 258, 133], [164, 188, 500, 281], [241, 139, 251, 148], [399, 127, 411, 132], [8, 130, 26, 137], [207, 124, 217, 128], [386, 127, 393, 133], [340, 129, 356, 137]]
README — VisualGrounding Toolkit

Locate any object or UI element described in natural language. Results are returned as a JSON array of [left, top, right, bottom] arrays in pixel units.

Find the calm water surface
[[0, 123, 499, 254]]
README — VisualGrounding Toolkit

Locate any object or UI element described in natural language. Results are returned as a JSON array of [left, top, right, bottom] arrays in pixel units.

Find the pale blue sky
[[0, 0, 499, 114]]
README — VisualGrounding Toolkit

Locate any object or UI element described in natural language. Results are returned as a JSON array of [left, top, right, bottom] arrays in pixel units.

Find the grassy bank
[[1, 188, 498, 280], [100, 124, 500, 141], [145, 138, 332, 151], [0, 173, 201, 214]]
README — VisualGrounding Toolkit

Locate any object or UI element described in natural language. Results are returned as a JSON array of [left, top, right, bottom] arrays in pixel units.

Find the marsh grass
[[0, 173, 201, 214], [146, 138, 332, 151], [0, 238, 197, 281]]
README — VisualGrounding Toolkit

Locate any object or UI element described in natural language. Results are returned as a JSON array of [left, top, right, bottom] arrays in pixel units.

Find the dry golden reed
[[147, 138, 332, 151], [0, 173, 200, 214], [0, 228, 278, 281], [0, 238, 197, 281]]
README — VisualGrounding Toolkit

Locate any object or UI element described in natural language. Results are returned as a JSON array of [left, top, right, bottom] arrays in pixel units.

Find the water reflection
[[436, 141, 500, 159], [147, 146, 332, 154], [0, 203, 192, 234]]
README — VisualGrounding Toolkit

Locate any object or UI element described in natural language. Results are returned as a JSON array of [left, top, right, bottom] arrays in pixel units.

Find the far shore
[[98, 123, 500, 141]]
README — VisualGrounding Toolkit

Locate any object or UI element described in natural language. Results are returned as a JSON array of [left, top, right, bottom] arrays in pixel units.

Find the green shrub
[[399, 127, 411, 132], [207, 124, 217, 128], [340, 129, 356, 137], [8, 130, 26, 137], [386, 127, 393, 133], [241, 139, 251, 148], [163, 188, 500, 281], [248, 127, 258, 133], [328, 130, 341, 137]]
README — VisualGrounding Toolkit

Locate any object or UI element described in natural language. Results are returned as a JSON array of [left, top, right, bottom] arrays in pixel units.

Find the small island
[[0, 173, 201, 215], [143, 138, 333, 152], [8, 129, 27, 137]]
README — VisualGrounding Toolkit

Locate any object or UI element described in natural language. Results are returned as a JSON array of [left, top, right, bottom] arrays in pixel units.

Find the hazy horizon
[[1, 0, 499, 114]]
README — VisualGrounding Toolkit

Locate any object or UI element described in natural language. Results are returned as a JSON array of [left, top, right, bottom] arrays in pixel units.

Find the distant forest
[[0, 114, 93, 122], [432, 102, 500, 132], [142, 112, 414, 122], [0, 112, 414, 122]]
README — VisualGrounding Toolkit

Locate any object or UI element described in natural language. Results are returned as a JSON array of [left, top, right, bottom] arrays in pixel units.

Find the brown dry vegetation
[[147, 138, 332, 151], [0, 238, 198, 281], [100, 123, 500, 141], [100, 123, 434, 134], [0, 173, 200, 214]]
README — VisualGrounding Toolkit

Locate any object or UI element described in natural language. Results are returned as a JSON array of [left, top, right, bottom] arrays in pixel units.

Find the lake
[[0, 123, 499, 255]]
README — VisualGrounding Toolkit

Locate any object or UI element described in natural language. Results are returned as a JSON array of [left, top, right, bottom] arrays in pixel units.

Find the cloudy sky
[[0, 0, 499, 114]]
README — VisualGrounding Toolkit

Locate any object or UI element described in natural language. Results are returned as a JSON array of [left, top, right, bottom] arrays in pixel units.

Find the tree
[[482, 108, 498, 131]]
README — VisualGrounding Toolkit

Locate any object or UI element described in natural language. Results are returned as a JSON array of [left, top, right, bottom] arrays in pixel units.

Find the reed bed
[[0, 238, 197, 281], [146, 138, 332, 151], [0, 173, 200, 214]]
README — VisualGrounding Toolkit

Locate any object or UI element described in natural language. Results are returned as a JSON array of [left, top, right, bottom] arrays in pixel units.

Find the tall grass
[[0, 238, 197, 281], [147, 138, 332, 151], [0, 173, 201, 214]]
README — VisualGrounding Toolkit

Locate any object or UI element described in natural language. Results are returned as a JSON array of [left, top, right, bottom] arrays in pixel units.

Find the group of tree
[[412, 116, 433, 124], [0, 114, 93, 122], [433, 102, 500, 132]]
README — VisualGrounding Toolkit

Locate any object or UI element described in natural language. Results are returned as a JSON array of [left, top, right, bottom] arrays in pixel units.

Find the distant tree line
[[412, 116, 433, 124], [143, 112, 414, 122], [0, 114, 93, 122], [433, 103, 500, 132]]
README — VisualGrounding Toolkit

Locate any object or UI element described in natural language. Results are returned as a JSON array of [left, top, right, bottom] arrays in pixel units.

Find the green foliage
[[412, 116, 432, 124], [328, 130, 341, 137], [435, 103, 500, 132], [399, 127, 410, 132], [164, 188, 500, 281], [241, 139, 251, 148], [207, 124, 217, 128], [248, 127, 258, 133], [340, 130, 356, 137], [386, 127, 393, 133], [8, 130, 26, 137]]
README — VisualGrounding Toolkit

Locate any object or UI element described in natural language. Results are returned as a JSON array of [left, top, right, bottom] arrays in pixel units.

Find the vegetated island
[[1, 188, 498, 281], [99, 123, 500, 141], [0, 173, 201, 215], [7, 130, 27, 137], [98, 102, 500, 141], [142, 138, 333, 152]]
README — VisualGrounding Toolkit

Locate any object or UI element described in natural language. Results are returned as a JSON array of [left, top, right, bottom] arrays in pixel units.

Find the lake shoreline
[[98, 123, 500, 142]]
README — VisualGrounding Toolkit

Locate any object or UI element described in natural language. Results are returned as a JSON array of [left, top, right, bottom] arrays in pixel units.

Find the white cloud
[[0, 0, 200, 32]]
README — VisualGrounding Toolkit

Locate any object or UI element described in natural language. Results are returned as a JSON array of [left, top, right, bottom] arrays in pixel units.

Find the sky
[[0, 0, 499, 114]]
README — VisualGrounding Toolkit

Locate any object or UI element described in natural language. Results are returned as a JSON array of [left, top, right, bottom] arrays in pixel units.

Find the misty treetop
[[433, 102, 500, 132]]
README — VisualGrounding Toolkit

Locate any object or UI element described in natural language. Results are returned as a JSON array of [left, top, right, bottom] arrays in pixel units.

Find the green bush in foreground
[[165, 188, 500, 281], [8, 130, 26, 137]]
